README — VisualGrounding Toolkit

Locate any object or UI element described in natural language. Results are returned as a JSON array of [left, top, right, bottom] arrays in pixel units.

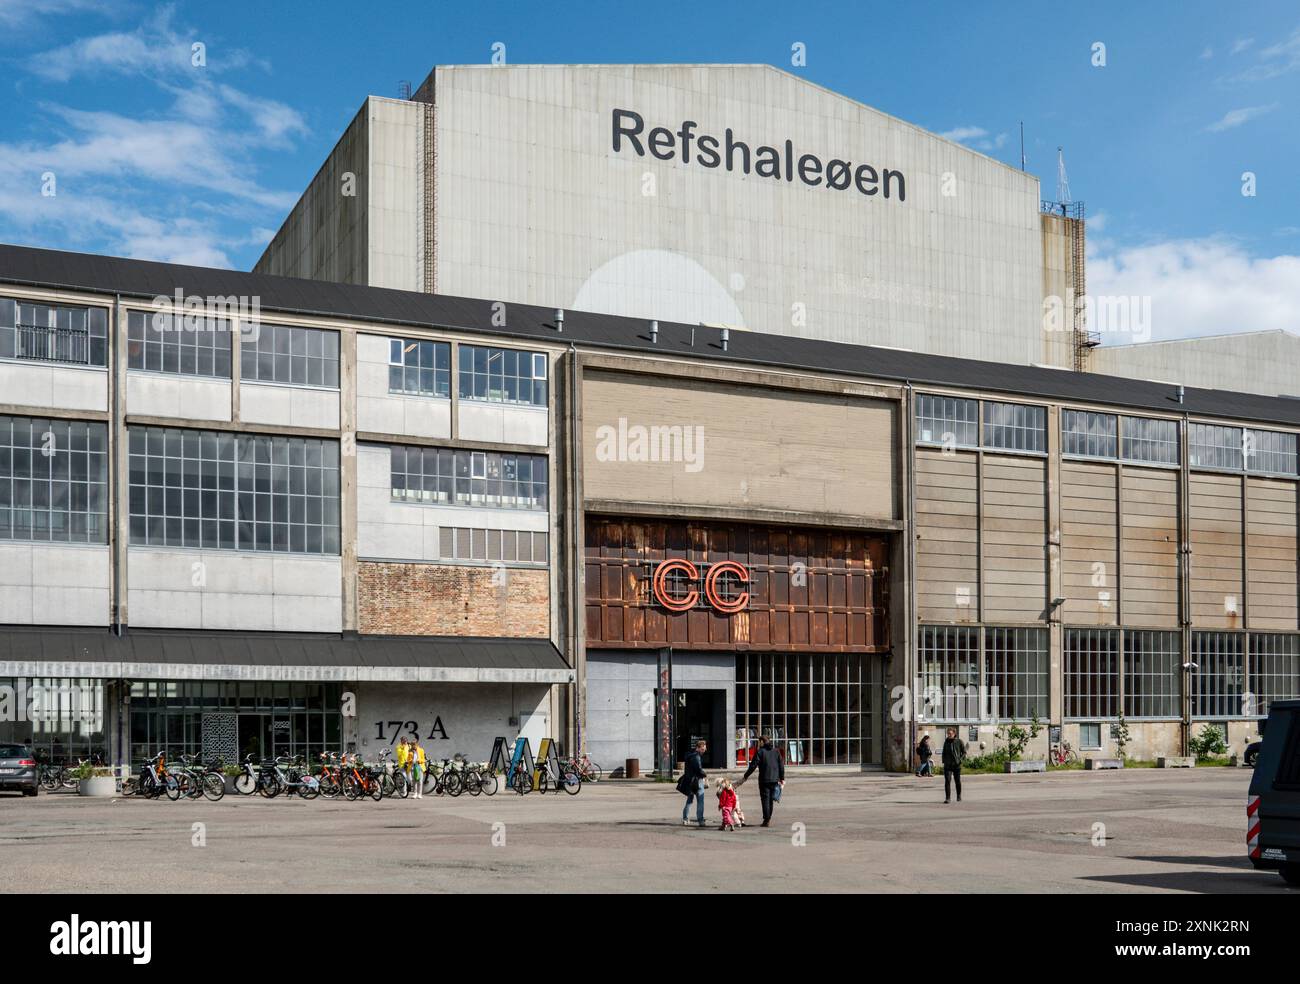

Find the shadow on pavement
[[1079, 869, 1286, 893], [1124, 855, 1255, 871]]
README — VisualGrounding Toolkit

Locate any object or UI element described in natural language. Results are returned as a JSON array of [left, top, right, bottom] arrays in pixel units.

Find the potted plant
[[75, 762, 118, 797], [999, 714, 1046, 773], [222, 763, 243, 794]]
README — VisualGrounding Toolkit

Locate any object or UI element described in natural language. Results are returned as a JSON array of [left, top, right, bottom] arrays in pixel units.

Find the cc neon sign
[[651, 560, 750, 614]]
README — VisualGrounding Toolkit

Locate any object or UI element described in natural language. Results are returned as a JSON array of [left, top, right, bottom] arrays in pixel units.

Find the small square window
[[1079, 723, 1102, 749]]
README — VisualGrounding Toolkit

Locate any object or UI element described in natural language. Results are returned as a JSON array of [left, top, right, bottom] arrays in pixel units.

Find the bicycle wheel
[[560, 768, 582, 795], [176, 773, 198, 799], [163, 776, 181, 801], [462, 770, 482, 796], [446, 771, 464, 797], [201, 772, 226, 801], [394, 772, 409, 799], [40, 771, 59, 791], [233, 773, 256, 795], [259, 774, 282, 798], [367, 777, 384, 802], [478, 771, 499, 796], [297, 777, 320, 800], [587, 762, 602, 782], [61, 771, 78, 789], [511, 769, 531, 795], [318, 772, 340, 797], [342, 774, 362, 801]]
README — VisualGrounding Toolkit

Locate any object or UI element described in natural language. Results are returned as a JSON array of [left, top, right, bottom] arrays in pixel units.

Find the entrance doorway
[[674, 689, 726, 769]]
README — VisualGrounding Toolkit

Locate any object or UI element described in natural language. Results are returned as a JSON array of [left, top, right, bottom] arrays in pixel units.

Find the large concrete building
[[1093, 331, 1300, 399], [2, 243, 1298, 775], [255, 64, 1083, 370]]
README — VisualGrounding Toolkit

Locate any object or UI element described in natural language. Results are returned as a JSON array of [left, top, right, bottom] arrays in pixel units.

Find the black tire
[[446, 771, 464, 797], [342, 774, 362, 801], [233, 773, 256, 795], [40, 772, 59, 791], [561, 768, 582, 795], [511, 769, 531, 796], [297, 777, 320, 800], [462, 770, 482, 796], [393, 772, 409, 799], [367, 777, 383, 802], [23, 787, 37, 797], [318, 772, 340, 797], [163, 776, 181, 801], [259, 774, 281, 799], [479, 772, 499, 796], [1281, 864, 1300, 887], [201, 773, 225, 801]]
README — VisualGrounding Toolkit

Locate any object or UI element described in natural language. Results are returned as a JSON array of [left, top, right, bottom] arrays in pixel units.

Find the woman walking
[[915, 733, 934, 777]]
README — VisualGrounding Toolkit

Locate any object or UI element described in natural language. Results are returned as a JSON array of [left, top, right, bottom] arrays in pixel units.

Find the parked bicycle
[[1050, 741, 1077, 766], [173, 753, 227, 801]]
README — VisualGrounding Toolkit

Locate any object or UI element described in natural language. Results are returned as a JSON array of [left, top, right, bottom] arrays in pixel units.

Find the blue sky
[[0, 0, 1297, 340]]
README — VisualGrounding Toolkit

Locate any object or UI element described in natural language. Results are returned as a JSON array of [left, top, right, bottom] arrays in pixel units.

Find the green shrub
[[995, 714, 1043, 761], [1189, 725, 1227, 760]]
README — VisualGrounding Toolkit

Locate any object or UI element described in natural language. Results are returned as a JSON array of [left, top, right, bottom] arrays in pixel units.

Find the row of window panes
[[389, 338, 450, 397], [127, 310, 232, 378], [127, 426, 341, 554], [0, 297, 108, 367], [240, 323, 340, 388], [438, 527, 549, 564], [734, 653, 884, 766], [458, 345, 548, 407], [1063, 628, 1300, 718], [916, 625, 1050, 722], [0, 678, 106, 763], [0, 416, 109, 543], [390, 444, 548, 510]]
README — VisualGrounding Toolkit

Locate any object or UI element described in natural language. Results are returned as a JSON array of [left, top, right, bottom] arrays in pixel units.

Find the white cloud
[[1090, 237, 1300, 344], [1204, 102, 1280, 131], [26, 5, 266, 82], [0, 0, 102, 29], [1231, 37, 1255, 55], [940, 125, 988, 142], [1226, 26, 1300, 81]]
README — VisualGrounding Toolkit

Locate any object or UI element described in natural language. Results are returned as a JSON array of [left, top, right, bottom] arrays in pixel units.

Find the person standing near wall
[[409, 736, 425, 800], [942, 727, 966, 803], [395, 735, 410, 790]]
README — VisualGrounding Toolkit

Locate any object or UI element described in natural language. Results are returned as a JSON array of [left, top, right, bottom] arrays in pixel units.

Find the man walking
[[942, 727, 966, 803], [677, 739, 709, 827], [742, 735, 785, 827]]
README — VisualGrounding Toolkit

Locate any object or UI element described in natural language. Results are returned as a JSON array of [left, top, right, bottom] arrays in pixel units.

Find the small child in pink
[[716, 777, 739, 831]]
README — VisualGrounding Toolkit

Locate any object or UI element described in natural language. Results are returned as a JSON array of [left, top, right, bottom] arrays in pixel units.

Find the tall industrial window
[[390, 445, 548, 510], [1121, 416, 1179, 466], [1188, 423, 1243, 471], [1248, 633, 1300, 717], [984, 626, 1049, 720], [240, 323, 339, 388], [1062, 410, 1118, 459], [915, 395, 977, 448], [917, 625, 981, 721], [1191, 631, 1244, 719], [1123, 630, 1180, 718], [388, 338, 450, 398], [982, 402, 1046, 453], [458, 345, 548, 407], [735, 653, 884, 766], [0, 416, 108, 544], [1245, 429, 1298, 476], [128, 427, 341, 554], [127, 309, 232, 378], [1064, 628, 1120, 718], [0, 296, 108, 368]]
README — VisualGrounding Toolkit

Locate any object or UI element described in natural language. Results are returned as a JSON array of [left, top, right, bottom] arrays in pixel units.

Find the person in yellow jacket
[[409, 738, 426, 799]]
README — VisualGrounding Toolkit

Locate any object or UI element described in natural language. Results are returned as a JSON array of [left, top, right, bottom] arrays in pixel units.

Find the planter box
[[77, 776, 117, 797], [1158, 756, 1194, 768], [1085, 757, 1124, 770], [1004, 760, 1046, 773]]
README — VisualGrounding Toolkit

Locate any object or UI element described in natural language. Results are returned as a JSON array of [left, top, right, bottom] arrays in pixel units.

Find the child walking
[[716, 777, 739, 831]]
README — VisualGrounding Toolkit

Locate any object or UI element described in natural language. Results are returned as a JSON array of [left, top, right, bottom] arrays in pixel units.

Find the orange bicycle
[[341, 753, 384, 801]]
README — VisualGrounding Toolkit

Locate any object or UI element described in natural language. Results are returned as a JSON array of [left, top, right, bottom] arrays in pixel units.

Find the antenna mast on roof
[[1019, 122, 1025, 171], [1056, 146, 1072, 204]]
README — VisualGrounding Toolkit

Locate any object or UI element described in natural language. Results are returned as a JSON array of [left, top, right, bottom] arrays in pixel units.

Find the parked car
[[1247, 700, 1300, 886], [0, 743, 39, 796], [1245, 740, 1263, 768]]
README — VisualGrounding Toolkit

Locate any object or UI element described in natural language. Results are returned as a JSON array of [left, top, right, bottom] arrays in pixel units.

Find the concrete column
[[1047, 405, 1064, 725], [339, 328, 359, 632]]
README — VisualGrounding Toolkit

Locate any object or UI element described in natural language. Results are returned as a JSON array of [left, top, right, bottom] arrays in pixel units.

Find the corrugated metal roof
[[2, 242, 1298, 427], [0, 626, 567, 671]]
